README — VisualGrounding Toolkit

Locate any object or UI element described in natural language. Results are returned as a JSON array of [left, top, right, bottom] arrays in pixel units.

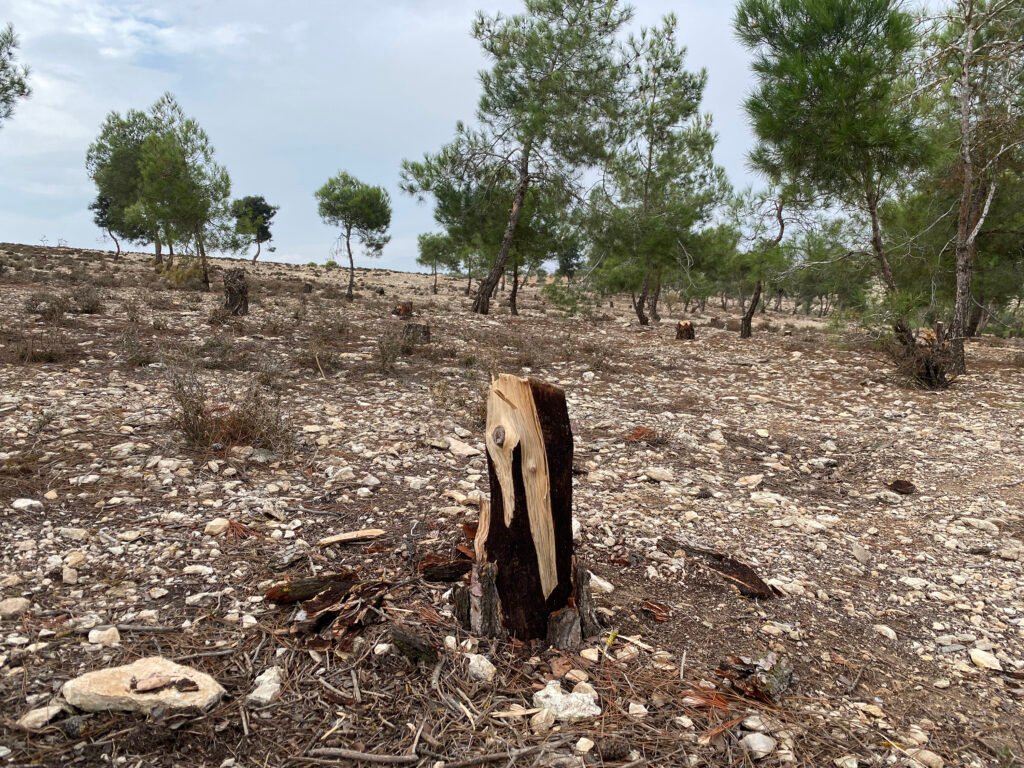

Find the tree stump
[[459, 374, 596, 648], [392, 301, 413, 318], [223, 268, 249, 316], [675, 320, 695, 340]]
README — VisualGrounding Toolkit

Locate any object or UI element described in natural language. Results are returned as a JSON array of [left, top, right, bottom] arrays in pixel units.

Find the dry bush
[[163, 259, 206, 290], [892, 343, 955, 390], [123, 297, 142, 324], [71, 285, 104, 314], [376, 325, 415, 374], [195, 335, 249, 371], [2, 333, 72, 364], [208, 307, 232, 326], [708, 317, 726, 329], [24, 291, 70, 325], [169, 368, 291, 452], [119, 327, 156, 367]]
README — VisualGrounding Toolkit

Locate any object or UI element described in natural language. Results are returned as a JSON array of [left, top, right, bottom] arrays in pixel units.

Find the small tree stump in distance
[[223, 268, 249, 316], [461, 373, 595, 648], [676, 320, 695, 340], [392, 301, 413, 318]]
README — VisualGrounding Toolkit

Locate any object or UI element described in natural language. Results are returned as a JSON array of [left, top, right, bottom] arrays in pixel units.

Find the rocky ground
[[0, 243, 1022, 768]]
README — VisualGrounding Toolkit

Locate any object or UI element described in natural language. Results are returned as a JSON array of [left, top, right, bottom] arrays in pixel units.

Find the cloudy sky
[[0, 0, 759, 271]]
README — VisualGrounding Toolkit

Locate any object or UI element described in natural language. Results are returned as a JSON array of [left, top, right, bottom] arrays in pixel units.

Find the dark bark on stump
[[676, 321, 695, 340]]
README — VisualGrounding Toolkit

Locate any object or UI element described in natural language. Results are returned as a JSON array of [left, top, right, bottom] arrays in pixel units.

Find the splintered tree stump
[[392, 301, 413, 318], [223, 268, 249, 316], [676, 320, 695, 340], [460, 374, 596, 649]]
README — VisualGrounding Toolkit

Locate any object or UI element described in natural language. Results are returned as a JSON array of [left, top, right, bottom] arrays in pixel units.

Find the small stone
[[446, 437, 481, 459], [62, 567, 79, 585], [204, 518, 230, 536], [88, 627, 121, 646], [627, 701, 648, 717], [581, 371, 596, 383], [834, 757, 858, 768], [59, 527, 89, 542], [530, 707, 556, 733], [850, 542, 871, 565], [466, 654, 497, 683], [63, 657, 225, 713], [580, 648, 601, 662], [44, 490, 59, 500], [12, 498, 42, 512], [17, 704, 64, 730], [574, 737, 595, 754], [873, 624, 897, 641], [932, 678, 951, 689], [532, 680, 601, 721], [907, 749, 944, 768], [644, 467, 674, 483], [969, 648, 1002, 671], [739, 732, 777, 760], [373, 643, 392, 656], [247, 666, 284, 706], [0, 597, 31, 619], [588, 573, 614, 593]]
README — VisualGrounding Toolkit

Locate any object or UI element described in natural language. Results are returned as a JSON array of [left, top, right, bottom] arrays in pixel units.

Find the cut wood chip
[[317, 529, 386, 547]]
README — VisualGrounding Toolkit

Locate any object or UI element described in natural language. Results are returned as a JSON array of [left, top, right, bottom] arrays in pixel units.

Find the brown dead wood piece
[[664, 540, 780, 599], [317, 528, 386, 547], [888, 479, 916, 495], [264, 572, 358, 604]]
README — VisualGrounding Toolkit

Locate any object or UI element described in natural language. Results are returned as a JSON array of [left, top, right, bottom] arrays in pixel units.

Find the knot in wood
[[492, 425, 506, 447]]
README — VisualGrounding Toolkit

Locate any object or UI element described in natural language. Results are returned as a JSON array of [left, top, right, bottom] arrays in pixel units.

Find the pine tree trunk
[[509, 258, 520, 316], [740, 280, 761, 339], [867, 195, 913, 350], [345, 225, 355, 301], [154, 237, 163, 266], [196, 233, 210, 291], [634, 270, 650, 326], [966, 298, 985, 337], [473, 148, 530, 315], [649, 271, 662, 323], [252, 239, 261, 264], [108, 230, 121, 258]]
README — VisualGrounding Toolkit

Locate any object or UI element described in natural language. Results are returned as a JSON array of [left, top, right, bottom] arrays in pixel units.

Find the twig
[[441, 739, 571, 768], [306, 748, 417, 764]]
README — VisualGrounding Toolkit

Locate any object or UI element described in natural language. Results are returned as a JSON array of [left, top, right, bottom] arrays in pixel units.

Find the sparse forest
[[1, 1, 1023, 767]]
